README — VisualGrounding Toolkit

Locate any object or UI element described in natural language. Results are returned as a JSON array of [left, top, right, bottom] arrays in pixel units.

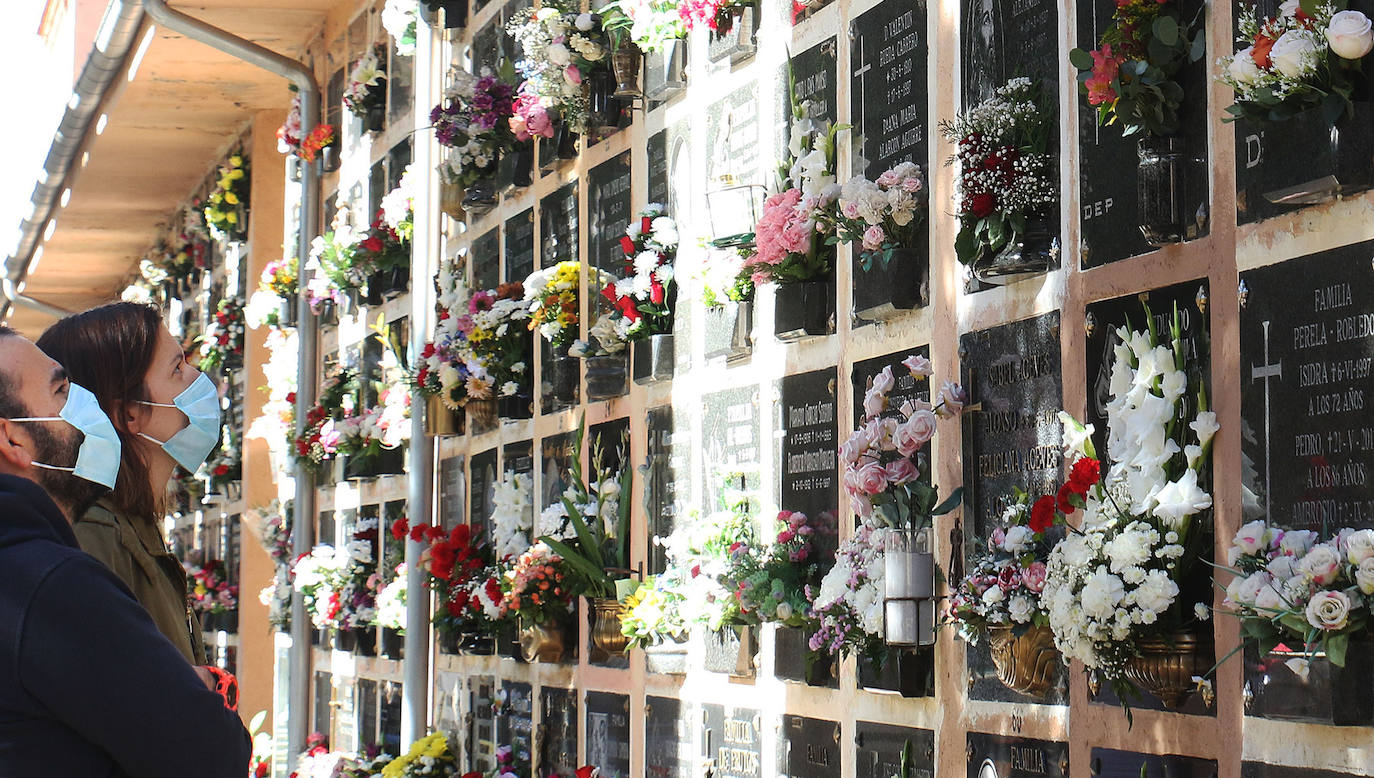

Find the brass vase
[[611, 42, 643, 99], [519, 618, 566, 663], [1123, 631, 1213, 708], [465, 396, 498, 431], [424, 395, 462, 436], [986, 625, 1061, 698], [590, 598, 630, 657], [440, 180, 466, 221]]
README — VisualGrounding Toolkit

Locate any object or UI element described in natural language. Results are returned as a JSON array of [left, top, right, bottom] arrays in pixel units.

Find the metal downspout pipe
[[138, 0, 321, 767], [402, 13, 440, 750]]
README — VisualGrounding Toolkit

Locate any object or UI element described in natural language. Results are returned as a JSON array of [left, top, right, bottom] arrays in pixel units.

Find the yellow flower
[[195, 584, 207, 596], [225, 211, 239, 225], [229, 168, 245, 181], [229, 155, 243, 167], [224, 192, 239, 205]]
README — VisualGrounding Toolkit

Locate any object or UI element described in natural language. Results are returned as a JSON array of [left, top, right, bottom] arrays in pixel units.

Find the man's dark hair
[[0, 325, 26, 420]]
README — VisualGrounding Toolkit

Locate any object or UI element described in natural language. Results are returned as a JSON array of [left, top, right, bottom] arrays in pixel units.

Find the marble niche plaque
[[645, 696, 693, 778], [646, 405, 689, 574], [497, 681, 534, 778], [472, 228, 501, 290], [469, 448, 497, 544], [540, 430, 578, 510], [1088, 748, 1215, 778], [960, 312, 1067, 704], [505, 209, 535, 284], [702, 704, 763, 778], [966, 733, 1068, 778], [960, 0, 1059, 107], [778, 715, 841, 778], [855, 722, 935, 778], [850, 0, 928, 177], [700, 385, 763, 514], [539, 183, 580, 412], [588, 151, 634, 273], [439, 454, 466, 530], [648, 129, 669, 208], [776, 368, 840, 527], [1239, 242, 1374, 727], [540, 686, 578, 778], [779, 37, 838, 144], [705, 82, 762, 185], [585, 691, 632, 778], [467, 674, 498, 773]]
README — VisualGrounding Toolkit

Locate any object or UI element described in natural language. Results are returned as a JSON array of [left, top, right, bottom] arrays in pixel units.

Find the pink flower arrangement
[[751, 188, 821, 281], [678, 0, 730, 30], [841, 354, 965, 525], [510, 85, 555, 141]]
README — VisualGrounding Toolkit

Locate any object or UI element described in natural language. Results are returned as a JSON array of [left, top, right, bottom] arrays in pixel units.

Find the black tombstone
[[468, 675, 498, 773], [506, 209, 536, 284], [701, 385, 763, 514], [498, 680, 534, 778], [1088, 748, 1216, 778], [585, 691, 632, 778], [469, 448, 498, 544], [645, 696, 692, 778], [540, 686, 578, 777], [439, 454, 467, 530], [473, 228, 501, 290], [588, 151, 634, 274], [855, 722, 935, 778], [778, 715, 841, 778], [966, 733, 1068, 778]]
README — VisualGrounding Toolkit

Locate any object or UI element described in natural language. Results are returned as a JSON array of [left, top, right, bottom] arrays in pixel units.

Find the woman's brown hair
[[36, 302, 166, 520]]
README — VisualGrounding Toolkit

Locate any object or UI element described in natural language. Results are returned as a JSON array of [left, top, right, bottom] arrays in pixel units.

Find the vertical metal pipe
[[402, 9, 440, 750]]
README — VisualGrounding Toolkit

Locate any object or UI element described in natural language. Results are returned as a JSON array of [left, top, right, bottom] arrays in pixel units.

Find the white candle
[[885, 600, 920, 645]]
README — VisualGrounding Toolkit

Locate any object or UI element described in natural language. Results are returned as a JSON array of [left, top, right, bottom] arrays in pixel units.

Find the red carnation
[[451, 524, 471, 547], [1056, 483, 1077, 515], [430, 542, 457, 579], [601, 282, 618, 303], [391, 518, 410, 541], [619, 235, 636, 255], [1029, 495, 1056, 533], [421, 343, 436, 359], [410, 524, 430, 543], [426, 525, 447, 542], [1069, 457, 1100, 492], [361, 236, 384, 253]]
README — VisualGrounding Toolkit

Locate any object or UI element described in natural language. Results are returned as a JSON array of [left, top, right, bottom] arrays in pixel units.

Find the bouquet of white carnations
[[808, 522, 889, 663]]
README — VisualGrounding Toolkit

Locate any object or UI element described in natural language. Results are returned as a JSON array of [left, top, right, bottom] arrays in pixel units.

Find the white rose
[[575, 12, 595, 30], [1347, 528, 1374, 564], [1270, 31, 1319, 79], [546, 43, 572, 66], [1305, 590, 1351, 631], [1297, 544, 1342, 586], [1356, 557, 1374, 595], [1278, 529, 1318, 556], [1254, 582, 1287, 612], [1008, 595, 1034, 623], [1328, 10, 1374, 60], [1229, 48, 1263, 84], [1001, 525, 1033, 555], [982, 586, 1005, 605]]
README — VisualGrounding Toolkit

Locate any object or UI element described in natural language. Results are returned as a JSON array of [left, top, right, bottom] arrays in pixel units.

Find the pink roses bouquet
[[947, 490, 1059, 645], [510, 83, 555, 141], [840, 354, 966, 528], [832, 162, 926, 272]]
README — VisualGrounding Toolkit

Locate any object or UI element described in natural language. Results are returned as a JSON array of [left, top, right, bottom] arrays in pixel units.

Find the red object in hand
[[202, 666, 239, 711]]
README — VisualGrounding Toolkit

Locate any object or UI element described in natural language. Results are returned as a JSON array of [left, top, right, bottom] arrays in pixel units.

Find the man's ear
[[0, 419, 35, 472]]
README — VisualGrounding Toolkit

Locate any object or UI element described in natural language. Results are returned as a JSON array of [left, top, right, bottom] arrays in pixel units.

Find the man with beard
[[0, 327, 251, 777]]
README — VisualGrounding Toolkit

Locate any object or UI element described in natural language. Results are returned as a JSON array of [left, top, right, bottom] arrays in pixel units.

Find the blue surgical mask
[[7, 382, 123, 490], [137, 372, 223, 472]]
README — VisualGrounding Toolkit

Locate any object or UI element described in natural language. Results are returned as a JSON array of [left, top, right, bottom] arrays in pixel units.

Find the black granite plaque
[[781, 37, 838, 131], [498, 680, 534, 778], [960, 312, 1064, 536], [1240, 243, 1374, 530], [855, 722, 935, 778], [648, 130, 669, 207], [706, 82, 762, 184], [585, 691, 631, 778], [1242, 639, 1374, 726], [701, 385, 763, 513], [540, 182, 579, 266], [961, 349, 1070, 709], [540, 686, 578, 777], [591, 417, 631, 497], [965, 733, 1068, 778], [1088, 748, 1215, 778], [960, 0, 1058, 108], [646, 406, 688, 573], [702, 704, 763, 778], [473, 228, 501, 290], [1243, 764, 1362, 778], [589, 151, 634, 273], [1077, 0, 1210, 268], [645, 696, 692, 778], [505, 439, 534, 475], [777, 368, 839, 524], [470, 448, 497, 545], [779, 715, 840, 778], [850, 1, 928, 177], [471, 19, 502, 75], [540, 431, 579, 509], [440, 454, 467, 530], [468, 675, 498, 773], [506, 209, 535, 284], [851, 348, 932, 426]]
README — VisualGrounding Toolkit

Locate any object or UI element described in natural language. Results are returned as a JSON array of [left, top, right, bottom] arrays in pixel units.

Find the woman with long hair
[[37, 302, 222, 665]]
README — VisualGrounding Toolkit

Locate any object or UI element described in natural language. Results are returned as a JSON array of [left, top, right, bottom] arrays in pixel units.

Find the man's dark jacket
[[0, 474, 251, 777]]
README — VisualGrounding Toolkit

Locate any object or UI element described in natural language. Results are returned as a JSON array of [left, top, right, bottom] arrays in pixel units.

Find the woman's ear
[[121, 399, 148, 436]]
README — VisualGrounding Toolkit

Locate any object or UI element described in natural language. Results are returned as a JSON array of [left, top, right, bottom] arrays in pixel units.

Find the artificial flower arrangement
[[292, 365, 358, 473], [947, 490, 1061, 645], [500, 541, 580, 626], [1070, 0, 1204, 137], [138, 239, 197, 290], [382, 0, 418, 57], [278, 91, 305, 155], [841, 353, 966, 527], [246, 257, 299, 330], [677, 0, 753, 32], [619, 572, 689, 649], [352, 210, 411, 292], [831, 162, 926, 272], [458, 282, 534, 400], [1041, 305, 1219, 705], [743, 97, 845, 286], [601, 0, 686, 52], [726, 510, 832, 628], [406, 518, 504, 641], [1221, 520, 1374, 667], [699, 245, 756, 307], [415, 261, 479, 411], [198, 297, 246, 373], [254, 503, 294, 632], [579, 205, 679, 354], [292, 545, 344, 630], [204, 427, 241, 491], [464, 743, 529, 778], [380, 732, 460, 778], [490, 470, 536, 560], [300, 123, 339, 163], [506, 4, 609, 135], [184, 552, 239, 617], [808, 521, 891, 665], [939, 77, 1057, 267], [381, 167, 416, 245], [344, 44, 388, 124], [535, 420, 635, 601], [333, 335, 412, 466], [332, 518, 382, 632], [262, 256, 298, 302], [523, 260, 584, 350], [203, 153, 250, 240], [305, 218, 363, 310], [434, 67, 517, 188], [1219, 1, 1374, 124]]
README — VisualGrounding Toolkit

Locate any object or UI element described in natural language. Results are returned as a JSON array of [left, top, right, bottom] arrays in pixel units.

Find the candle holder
[[884, 526, 935, 647]]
